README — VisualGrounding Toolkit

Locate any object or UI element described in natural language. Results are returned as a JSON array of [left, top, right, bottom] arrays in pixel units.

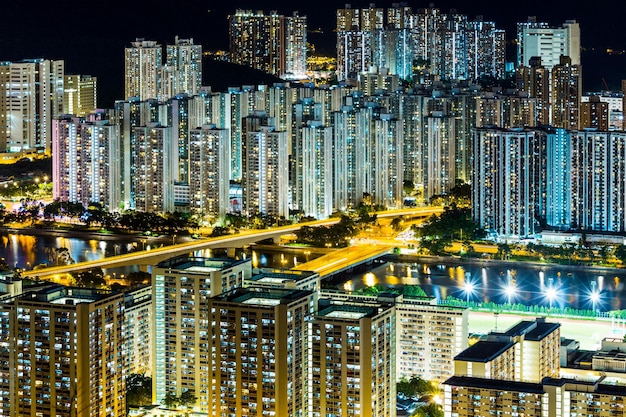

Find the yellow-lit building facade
[[208, 287, 315, 417], [0, 285, 125, 416]]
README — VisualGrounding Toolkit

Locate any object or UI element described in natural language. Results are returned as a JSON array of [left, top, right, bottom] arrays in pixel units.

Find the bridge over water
[[21, 207, 442, 281]]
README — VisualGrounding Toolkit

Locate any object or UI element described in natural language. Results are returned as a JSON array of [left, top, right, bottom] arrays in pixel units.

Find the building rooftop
[[213, 286, 313, 306], [444, 376, 545, 394], [498, 318, 560, 341], [155, 256, 249, 272], [317, 304, 379, 320], [17, 285, 120, 305], [248, 268, 317, 284], [454, 340, 514, 363]]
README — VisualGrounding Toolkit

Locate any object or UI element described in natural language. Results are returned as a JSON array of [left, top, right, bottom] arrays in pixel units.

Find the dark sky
[[2, 0, 625, 107]]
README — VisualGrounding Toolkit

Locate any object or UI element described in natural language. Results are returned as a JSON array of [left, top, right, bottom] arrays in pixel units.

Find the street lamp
[[545, 277, 557, 310], [504, 280, 517, 305], [590, 281, 600, 313]]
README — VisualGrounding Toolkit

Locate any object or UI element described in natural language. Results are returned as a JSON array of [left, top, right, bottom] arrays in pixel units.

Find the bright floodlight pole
[[464, 281, 474, 305]]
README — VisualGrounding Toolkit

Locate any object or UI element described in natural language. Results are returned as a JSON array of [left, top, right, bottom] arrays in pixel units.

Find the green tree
[[161, 392, 178, 409], [126, 271, 151, 285], [72, 267, 106, 288], [414, 402, 444, 417], [179, 390, 197, 415], [126, 374, 152, 407], [615, 244, 626, 264]]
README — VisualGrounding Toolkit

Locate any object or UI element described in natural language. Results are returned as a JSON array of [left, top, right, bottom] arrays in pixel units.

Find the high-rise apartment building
[[284, 12, 308, 79], [311, 297, 396, 417], [516, 56, 551, 125], [208, 286, 315, 417], [124, 285, 152, 377], [551, 55, 582, 130], [112, 98, 160, 210], [0, 285, 125, 416], [299, 122, 334, 219], [395, 297, 468, 382], [0, 59, 64, 153], [152, 256, 252, 412], [472, 127, 542, 240], [569, 130, 626, 232], [242, 124, 289, 217], [163, 37, 202, 98], [132, 122, 177, 212], [188, 124, 230, 219], [580, 95, 610, 130], [63, 74, 97, 117], [229, 10, 306, 78], [125, 39, 163, 101], [52, 111, 120, 210], [467, 19, 507, 80], [336, 4, 383, 82], [516, 17, 581, 70]]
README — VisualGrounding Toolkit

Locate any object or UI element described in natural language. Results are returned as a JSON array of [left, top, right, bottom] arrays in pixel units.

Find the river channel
[[2, 230, 626, 313]]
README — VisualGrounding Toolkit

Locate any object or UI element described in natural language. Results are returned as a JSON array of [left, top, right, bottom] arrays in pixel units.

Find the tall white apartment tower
[[125, 39, 163, 101], [299, 122, 334, 218], [472, 127, 542, 240], [152, 256, 252, 413], [284, 12, 307, 79], [188, 124, 231, 219], [132, 122, 177, 212], [163, 37, 202, 98], [516, 17, 581, 70], [52, 112, 120, 210], [0, 59, 64, 153], [242, 125, 289, 217]]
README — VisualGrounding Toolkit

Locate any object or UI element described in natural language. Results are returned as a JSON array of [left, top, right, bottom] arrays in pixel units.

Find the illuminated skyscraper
[[152, 256, 252, 413], [569, 130, 626, 232], [580, 96, 610, 130], [467, 19, 506, 80], [188, 124, 230, 219], [516, 56, 551, 125], [52, 111, 120, 210], [311, 298, 396, 417], [0, 59, 64, 153], [112, 98, 160, 210], [516, 17, 580, 70], [124, 39, 163, 101], [472, 127, 542, 240], [371, 114, 403, 208], [229, 10, 303, 77], [208, 287, 315, 417], [299, 121, 333, 218], [123, 285, 152, 377], [0, 285, 125, 416], [63, 74, 97, 117], [551, 55, 581, 130], [336, 4, 384, 82], [132, 122, 177, 212], [284, 12, 307, 79], [242, 123, 289, 217], [163, 37, 202, 98]]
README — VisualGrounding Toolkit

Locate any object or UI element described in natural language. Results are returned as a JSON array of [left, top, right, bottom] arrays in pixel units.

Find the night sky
[[2, 0, 625, 107]]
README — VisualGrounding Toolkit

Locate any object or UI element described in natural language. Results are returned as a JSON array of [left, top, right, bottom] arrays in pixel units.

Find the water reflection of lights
[[364, 272, 377, 287]]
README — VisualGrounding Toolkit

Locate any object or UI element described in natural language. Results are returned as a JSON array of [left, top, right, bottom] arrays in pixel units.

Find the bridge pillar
[[227, 247, 237, 258]]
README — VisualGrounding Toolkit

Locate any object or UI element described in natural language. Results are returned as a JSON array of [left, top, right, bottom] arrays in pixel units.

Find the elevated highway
[[22, 206, 443, 281]]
